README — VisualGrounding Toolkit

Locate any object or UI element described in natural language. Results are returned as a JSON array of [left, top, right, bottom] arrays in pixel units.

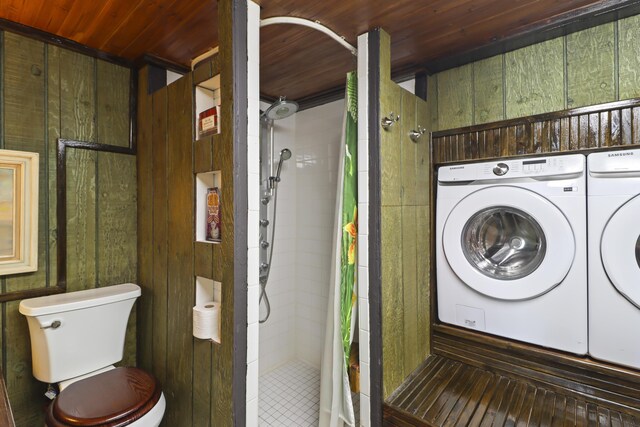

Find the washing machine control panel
[[439, 154, 584, 182]]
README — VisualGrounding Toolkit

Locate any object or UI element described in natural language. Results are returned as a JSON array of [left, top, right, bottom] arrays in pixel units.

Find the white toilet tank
[[19, 283, 141, 383]]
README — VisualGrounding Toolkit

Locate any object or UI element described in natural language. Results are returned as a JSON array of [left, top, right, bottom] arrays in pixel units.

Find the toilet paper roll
[[193, 301, 221, 342]]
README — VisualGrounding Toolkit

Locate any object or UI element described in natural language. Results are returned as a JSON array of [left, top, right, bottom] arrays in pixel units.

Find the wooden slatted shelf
[[384, 354, 640, 427], [432, 98, 640, 165]]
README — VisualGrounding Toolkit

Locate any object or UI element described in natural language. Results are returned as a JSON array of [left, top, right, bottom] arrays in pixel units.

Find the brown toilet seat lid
[[49, 367, 161, 427]]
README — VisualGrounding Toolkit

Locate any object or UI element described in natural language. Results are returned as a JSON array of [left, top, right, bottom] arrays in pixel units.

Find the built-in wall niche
[[195, 170, 222, 244], [195, 74, 221, 140], [194, 276, 222, 344]]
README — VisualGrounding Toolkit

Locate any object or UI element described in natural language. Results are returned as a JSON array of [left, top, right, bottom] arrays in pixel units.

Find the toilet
[[19, 283, 165, 427]]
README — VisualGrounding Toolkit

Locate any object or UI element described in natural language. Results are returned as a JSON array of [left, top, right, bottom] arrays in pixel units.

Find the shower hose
[[259, 184, 279, 323]]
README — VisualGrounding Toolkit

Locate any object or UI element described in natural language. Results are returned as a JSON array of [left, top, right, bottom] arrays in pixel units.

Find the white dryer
[[436, 154, 587, 355], [588, 148, 640, 369]]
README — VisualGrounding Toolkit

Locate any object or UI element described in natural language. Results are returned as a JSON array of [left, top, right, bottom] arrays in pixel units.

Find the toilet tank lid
[[19, 283, 141, 317]]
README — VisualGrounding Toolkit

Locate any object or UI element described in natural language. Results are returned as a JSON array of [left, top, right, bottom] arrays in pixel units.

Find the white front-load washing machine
[[436, 154, 587, 355], [588, 148, 640, 369]]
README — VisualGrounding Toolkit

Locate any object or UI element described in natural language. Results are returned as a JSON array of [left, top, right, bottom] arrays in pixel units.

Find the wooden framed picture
[[0, 149, 38, 275]]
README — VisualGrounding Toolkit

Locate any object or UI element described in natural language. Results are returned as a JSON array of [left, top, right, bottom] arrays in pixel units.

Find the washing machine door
[[442, 185, 575, 300], [600, 194, 640, 308]]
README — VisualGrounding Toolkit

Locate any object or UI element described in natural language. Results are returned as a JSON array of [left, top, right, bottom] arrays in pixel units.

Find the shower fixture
[[259, 96, 298, 323], [381, 112, 400, 130], [269, 148, 292, 190], [262, 96, 299, 121]]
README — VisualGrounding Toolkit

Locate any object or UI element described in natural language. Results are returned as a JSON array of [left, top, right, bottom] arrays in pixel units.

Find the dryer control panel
[[439, 154, 584, 182]]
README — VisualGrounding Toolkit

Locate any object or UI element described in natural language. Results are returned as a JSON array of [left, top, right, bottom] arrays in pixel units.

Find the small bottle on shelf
[[206, 187, 221, 242]]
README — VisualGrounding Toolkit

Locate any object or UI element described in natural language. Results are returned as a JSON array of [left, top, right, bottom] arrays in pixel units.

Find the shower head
[[263, 96, 299, 120], [280, 148, 292, 161], [275, 148, 292, 183]]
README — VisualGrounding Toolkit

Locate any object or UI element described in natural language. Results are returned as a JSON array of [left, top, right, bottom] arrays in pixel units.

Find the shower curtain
[[319, 71, 358, 427]]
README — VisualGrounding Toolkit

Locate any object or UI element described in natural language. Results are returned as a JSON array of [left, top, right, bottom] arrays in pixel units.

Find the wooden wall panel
[[0, 31, 134, 426], [60, 50, 96, 142], [380, 82, 402, 207], [151, 86, 169, 387], [505, 38, 564, 119], [400, 89, 417, 206], [427, 75, 438, 136], [65, 149, 97, 292], [98, 152, 137, 367], [437, 64, 473, 130], [97, 61, 130, 147], [619, 14, 640, 100], [3, 32, 47, 293], [381, 205, 404, 398], [136, 67, 153, 374], [566, 23, 615, 108], [380, 65, 432, 399], [435, 16, 640, 131], [164, 75, 195, 426], [136, 50, 237, 426], [473, 56, 504, 124]]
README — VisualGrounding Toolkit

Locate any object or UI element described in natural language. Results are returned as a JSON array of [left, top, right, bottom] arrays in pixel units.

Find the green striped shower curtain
[[319, 71, 358, 427]]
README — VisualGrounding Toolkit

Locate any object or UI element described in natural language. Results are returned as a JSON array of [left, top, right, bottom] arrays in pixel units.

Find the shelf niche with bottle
[[194, 53, 221, 141], [195, 75, 220, 140], [195, 170, 222, 245]]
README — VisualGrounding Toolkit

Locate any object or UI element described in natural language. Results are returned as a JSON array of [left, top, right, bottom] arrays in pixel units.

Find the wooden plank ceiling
[[0, 0, 636, 101]]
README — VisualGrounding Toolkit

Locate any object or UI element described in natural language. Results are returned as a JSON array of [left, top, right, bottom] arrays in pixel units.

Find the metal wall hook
[[381, 112, 400, 131], [409, 125, 427, 142]]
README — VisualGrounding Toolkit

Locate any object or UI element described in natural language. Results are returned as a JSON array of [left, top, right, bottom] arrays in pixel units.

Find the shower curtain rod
[[260, 16, 358, 56]]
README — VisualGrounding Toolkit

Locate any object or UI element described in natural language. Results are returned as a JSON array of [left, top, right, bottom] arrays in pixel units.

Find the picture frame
[[0, 149, 38, 275]]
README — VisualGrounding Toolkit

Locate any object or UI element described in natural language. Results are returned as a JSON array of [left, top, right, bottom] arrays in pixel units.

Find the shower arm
[[260, 17, 357, 56]]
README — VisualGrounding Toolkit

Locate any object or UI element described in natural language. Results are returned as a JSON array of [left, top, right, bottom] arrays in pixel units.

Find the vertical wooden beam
[[151, 86, 168, 384], [165, 73, 194, 426], [136, 66, 154, 372]]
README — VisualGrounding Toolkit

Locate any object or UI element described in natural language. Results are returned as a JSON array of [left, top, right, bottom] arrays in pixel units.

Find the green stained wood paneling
[[619, 14, 640, 100], [3, 33, 47, 292], [437, 64, 473, 130], [65, 148, 97, 292], [0, 30, 134, 427], [474, 55, 504, 124], [567, 23, 616, 108], [380, 82, 402, 207], [506, 38, 565, 119], [151, 87, 169, 384], [401, 205, 418, 377], [60, 50, 96, 142], [427, 75, 438, 131], [97, 60, 130, 146], [381, 205, 404, 398], [98, 152, 137, 366], [4, 301, 43, 427], [97, 152, 137, 285], [2, 34, 49, 426], [136, 67, 153, 373], [416, 205, 430, 361], [415, 97, 429, 206], [400, 88, 417, 206], [165, 74, 194, 426], [47, 46, 61, 287]]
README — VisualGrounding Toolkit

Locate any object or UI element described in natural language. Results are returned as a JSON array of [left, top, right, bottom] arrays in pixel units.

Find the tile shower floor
[[259, 360, 360, 427]]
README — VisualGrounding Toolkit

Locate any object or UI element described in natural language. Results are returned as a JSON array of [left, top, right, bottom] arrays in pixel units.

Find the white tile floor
[[259, 360, 360, 427]]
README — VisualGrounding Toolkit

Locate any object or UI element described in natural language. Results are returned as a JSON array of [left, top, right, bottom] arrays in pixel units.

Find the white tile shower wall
[[357, 32, 371, 427], [259, 111, 299, 374], [294, 99, 345, 368], [247, 3, 261, 426]]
